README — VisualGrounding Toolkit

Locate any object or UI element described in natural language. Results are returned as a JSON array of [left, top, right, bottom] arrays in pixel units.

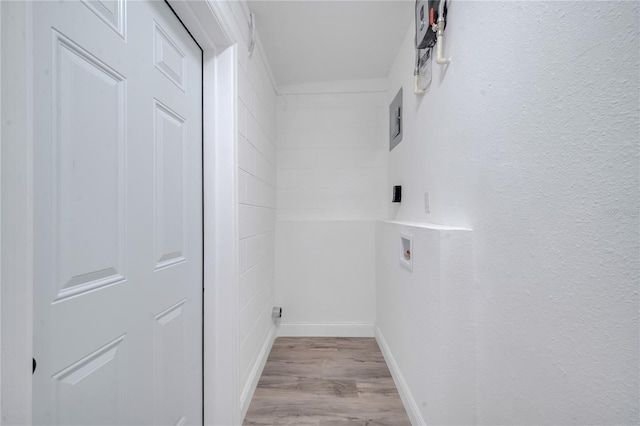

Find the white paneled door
[[32, 1, 203, 424]]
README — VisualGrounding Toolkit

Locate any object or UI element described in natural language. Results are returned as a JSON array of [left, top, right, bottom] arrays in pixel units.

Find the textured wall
[[383, 1, 639, 424], [275, 90, 387, 335], [376, 222, 475, 425]]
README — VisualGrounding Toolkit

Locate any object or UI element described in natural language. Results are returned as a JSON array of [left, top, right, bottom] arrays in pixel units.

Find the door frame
[[0, 1, 241, 424]]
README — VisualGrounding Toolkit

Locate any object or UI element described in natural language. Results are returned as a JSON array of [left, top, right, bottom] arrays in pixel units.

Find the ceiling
[[247, 0, 414, 88]]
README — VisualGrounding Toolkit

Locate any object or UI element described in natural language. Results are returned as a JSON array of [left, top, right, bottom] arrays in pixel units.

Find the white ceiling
[[247, 0, 414, 88]]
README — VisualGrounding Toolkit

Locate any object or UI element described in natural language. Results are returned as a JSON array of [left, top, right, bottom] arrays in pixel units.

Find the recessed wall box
[[400, 233, 413, 271], [389, 88, 403, 151], [392, 186, 402, 203]]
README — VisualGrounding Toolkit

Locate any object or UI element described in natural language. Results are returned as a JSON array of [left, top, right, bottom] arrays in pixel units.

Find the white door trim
[[166, 2, 241, 424], [0, 1, 240, 424]]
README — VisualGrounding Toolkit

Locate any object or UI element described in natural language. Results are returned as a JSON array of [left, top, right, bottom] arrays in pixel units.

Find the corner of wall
[[240, 324, 276, 419], [375, 326, 426, 426], [253, 33, 277, 95]]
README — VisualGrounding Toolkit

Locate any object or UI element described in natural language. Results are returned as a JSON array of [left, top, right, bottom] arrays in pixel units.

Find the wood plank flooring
[[243, 337, 411, 426]]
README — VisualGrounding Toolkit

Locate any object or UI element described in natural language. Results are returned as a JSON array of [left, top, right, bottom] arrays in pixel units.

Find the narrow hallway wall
[[227, 1, 278, 416], [378, 1, 639, 424], [275, 87, 388, 336]]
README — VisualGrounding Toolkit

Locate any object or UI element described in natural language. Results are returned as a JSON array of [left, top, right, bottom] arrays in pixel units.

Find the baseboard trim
[[240, 325, 276, 419], [277, 323, 374, 337], [375, 326, 426, 426]]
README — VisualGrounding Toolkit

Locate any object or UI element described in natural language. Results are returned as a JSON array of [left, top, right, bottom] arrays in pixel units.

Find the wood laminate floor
[[243, 337, 411, 426]]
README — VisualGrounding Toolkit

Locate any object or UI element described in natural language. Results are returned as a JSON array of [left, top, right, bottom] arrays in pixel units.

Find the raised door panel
[[53, 31, 126, 302], [154, 21, 185, 91], [153, 301, 187, 426], [51, 336, 127, 425], [154, 100, 186, 270], [80, 0, 126, 39]]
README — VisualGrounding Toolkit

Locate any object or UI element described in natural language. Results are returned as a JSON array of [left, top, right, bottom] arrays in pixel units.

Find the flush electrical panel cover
[[389, 87, 403, 151]]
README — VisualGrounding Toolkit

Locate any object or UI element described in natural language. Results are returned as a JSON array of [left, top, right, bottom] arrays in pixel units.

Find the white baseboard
[[240, 325, 276, 419], [375, 326, 426, 426], [277, 323, 374, 337]]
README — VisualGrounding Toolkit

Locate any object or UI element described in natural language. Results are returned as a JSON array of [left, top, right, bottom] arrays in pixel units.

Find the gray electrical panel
[[389, 87, 403, 151]]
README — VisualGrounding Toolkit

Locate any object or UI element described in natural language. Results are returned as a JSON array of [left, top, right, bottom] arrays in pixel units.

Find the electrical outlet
[[424, 192, 430, 214]]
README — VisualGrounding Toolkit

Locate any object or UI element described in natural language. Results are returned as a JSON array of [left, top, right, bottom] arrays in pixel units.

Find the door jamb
[[167, 2, 241, 424]]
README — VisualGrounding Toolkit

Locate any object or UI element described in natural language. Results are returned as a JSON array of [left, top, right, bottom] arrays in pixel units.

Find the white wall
[[275, 88, 387, 336], [276, 89, 388, 221], [227, 0, 278, 417], [276, 220, 377, 336], [378, 1, 639, 425], [376, 222, 474, 426]]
